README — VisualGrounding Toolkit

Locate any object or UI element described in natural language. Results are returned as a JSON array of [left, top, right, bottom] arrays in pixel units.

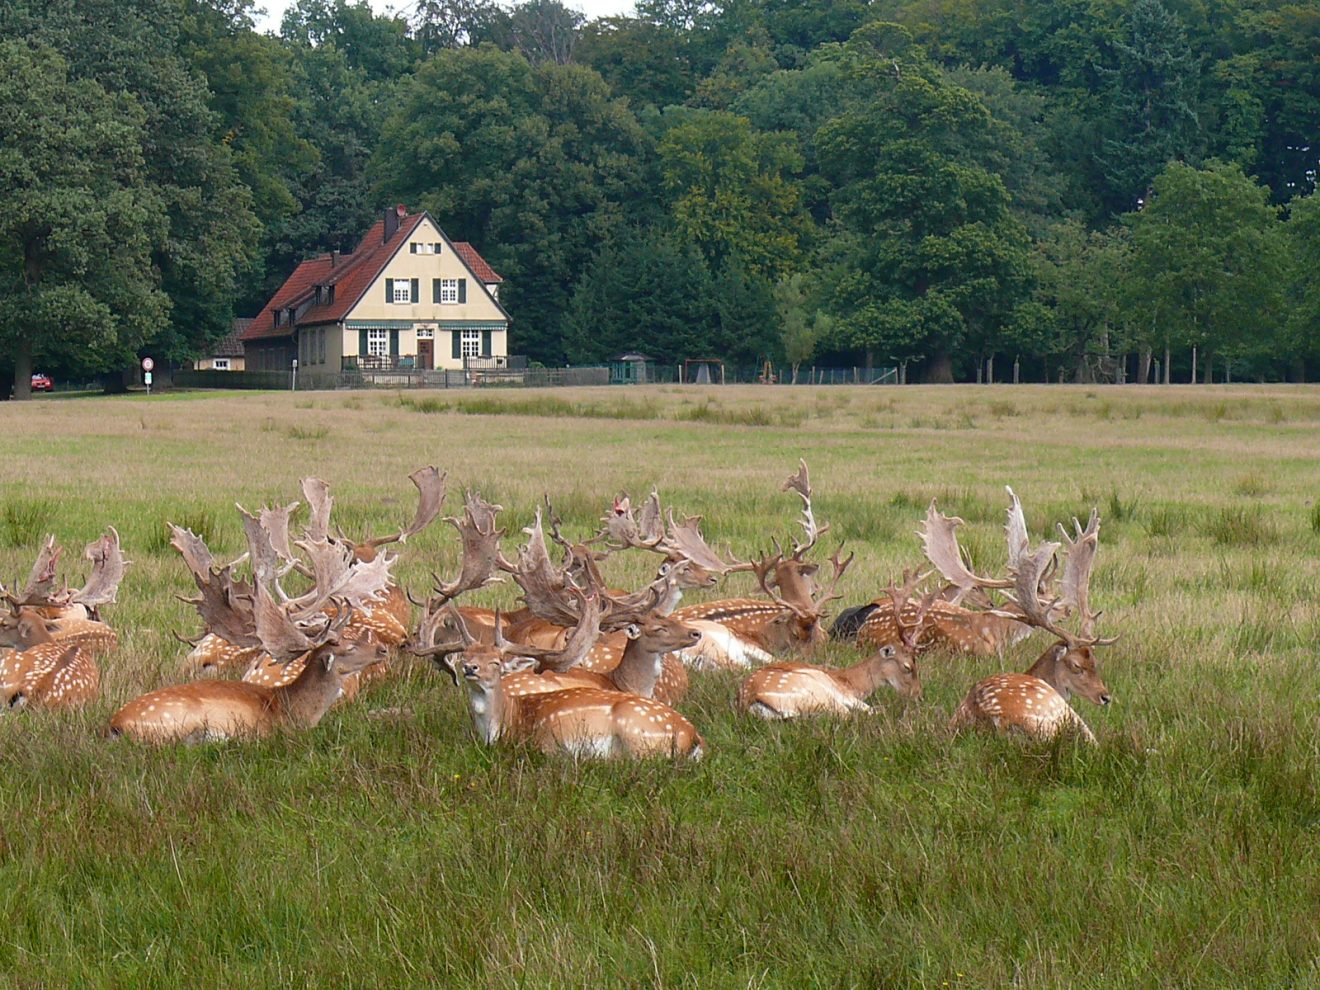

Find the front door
[[418, 339, 433, 370]]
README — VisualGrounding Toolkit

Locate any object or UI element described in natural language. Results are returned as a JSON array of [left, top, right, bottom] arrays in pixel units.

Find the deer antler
[[4, 535, 62, 607], [365, 466, 448, 548], [884, 568, 938, 651], [781, 459, 828, 560], [429, 491, 509, 605], [1004, 486, 1030, 575], [301, 478, 334, 543], [170, 524, 261, 651], [919, 500, 1013, 596], [69, 527, 129, 614]]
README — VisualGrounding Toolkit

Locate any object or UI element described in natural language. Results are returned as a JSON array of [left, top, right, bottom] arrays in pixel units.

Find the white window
[[409, 243, 442, 255], [213, 358, 230, 371], [392, 279, 412, 304], [461, 328, 481, 358], [367, 328, 388, 357], [440, 278, 459, 304]]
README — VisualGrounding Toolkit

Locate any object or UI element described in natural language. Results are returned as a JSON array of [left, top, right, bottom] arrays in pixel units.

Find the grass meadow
[[1, 383, 1318, 988]]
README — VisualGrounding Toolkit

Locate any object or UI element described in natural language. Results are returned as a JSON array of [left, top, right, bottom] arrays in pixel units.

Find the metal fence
[[172, 364, 894, 392]]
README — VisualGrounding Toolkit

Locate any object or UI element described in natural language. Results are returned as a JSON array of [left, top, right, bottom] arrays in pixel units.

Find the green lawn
[[1, 384, 1318, 988]]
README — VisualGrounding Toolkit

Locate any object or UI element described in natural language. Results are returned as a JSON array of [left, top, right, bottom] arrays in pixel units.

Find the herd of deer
[[0, 461, 1117, 757]]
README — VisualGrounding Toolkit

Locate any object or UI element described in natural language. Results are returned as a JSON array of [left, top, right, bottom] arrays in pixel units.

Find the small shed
[[194, 321, 248, 372], [610, 352, 656, 384]]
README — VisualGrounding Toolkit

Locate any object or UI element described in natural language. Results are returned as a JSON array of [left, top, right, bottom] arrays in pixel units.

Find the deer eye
[[658, 562, 671, 576], [880, 646, 895, 658]]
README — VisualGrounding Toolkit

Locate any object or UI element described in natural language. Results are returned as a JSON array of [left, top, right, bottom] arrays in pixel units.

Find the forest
[[2, 0, 1319, 390]]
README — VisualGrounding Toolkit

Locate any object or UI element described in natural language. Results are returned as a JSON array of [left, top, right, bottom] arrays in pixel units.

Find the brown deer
[[0, 529, 126, 656], [672, 460, 853, 669], [110, 529, 392, 743], [847, 494, 1031, 656], [737, 570, 932, 719], [411, 602, 704, 760], [951, 509, 1115, 743], [495, 518, 702, 704], [178, 468, 445, 683], [0, 609, 99, 710]]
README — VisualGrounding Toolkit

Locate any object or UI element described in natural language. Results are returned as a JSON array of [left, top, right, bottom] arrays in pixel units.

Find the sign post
[[141, 357, 155, 395], [291, 357, 298, 392]]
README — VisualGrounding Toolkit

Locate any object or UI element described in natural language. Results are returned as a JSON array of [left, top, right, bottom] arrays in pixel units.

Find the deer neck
[[1024, 644, 1069, 698], [609, 638, 662, 697], [831, 656, 891, 699], [272, 650, 343, 728], [465, 679, 508, 745], [774, 564, 816, 613], [655, 583, 683, 616]]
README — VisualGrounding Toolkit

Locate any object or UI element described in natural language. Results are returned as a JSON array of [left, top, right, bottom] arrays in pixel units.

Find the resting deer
[[951, 506, 1115, 743], [737, 570, 932, 719], [178, 467, 444, 683], [0, 529, 126, 657], [0, 608, 99, 710], [411, 601, 704, 760], [496, 514, 701, 704], [110, 527, 392, 743], [672, 460, 853, 669], [842, 495, 1032, 657]]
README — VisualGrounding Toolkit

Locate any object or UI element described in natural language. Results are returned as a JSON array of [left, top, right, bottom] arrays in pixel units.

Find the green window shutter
[[432, 278, 441, 304], [481, 330, 492, 357], [390, 330, 399, 357], [358, 329, 368, 356], [409, 243, 417, 254], [384, 278, 392, 302], [434, 243, 442, 254], [410, 278, 419, 303], [458, 279, 467, 304], [451, 331, 461, 360]]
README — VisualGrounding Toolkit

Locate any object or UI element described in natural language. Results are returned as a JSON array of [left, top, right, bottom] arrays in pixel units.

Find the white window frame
[[367, 328, 389, 357], [461, 328, 481, 358], [410, 243, 437, 255], [392, 279, 412, 304], [440, 278, 459, 304], [213, 358, 230, 371], [416, 327, 434, 340]]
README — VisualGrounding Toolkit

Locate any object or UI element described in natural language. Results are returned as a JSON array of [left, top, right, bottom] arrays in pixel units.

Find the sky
[[253, 0, 638, 33]]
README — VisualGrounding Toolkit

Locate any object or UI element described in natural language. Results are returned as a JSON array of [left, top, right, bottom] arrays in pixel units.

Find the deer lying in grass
[[951, 508, 1115, 743], [497, 511, 701, 704], [411, 599, 704, 760], [838, 496, 1030, 657], [0, 529, 126, 710], [110, 527, 392, 742], [180, 467, 444, 686], [737, 570, 931, 719], [0, 529, 127, 657], [671, 460, 853, 669]]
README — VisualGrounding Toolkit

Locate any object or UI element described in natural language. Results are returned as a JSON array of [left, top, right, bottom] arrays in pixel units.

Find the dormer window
[[409, 243, 442, 255]]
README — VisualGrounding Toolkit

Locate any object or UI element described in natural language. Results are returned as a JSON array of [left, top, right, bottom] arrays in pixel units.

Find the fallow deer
[[950, 508, 1116, 743], [110, 528, 392, 743], [179, 468, 445, 685], [0, 608, 99, 710], [845, 496, 1032, 656], [737, 570, 932, 719], [0, 529, 126, 656], [672, 460, 853, 669], [411, 602, 704, 760]]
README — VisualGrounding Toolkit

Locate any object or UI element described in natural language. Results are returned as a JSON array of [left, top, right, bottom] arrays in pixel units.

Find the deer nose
[[1099, 693, 1112, 706], [461, 663, 478, 677]]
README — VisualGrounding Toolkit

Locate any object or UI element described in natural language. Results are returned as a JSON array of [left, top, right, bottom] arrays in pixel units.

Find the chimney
[[330, 250, 338, 267], [383, 206, 400, 243]]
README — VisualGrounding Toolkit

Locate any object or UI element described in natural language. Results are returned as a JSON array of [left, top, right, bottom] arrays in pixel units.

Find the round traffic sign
[[141, 357, 155, 372]]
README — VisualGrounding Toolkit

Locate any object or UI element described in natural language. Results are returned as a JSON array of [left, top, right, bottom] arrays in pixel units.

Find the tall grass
[[0, 383, 1316, 987]]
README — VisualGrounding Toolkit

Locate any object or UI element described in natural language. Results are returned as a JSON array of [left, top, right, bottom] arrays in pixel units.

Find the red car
[[30, 373, 52, 392]]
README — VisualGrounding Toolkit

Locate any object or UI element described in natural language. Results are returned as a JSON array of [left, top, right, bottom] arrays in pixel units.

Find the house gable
[[345, 215, 509, 325]]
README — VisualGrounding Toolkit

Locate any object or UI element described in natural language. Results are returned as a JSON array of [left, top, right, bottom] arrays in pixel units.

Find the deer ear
[[1052, 643, 1068, 662], [625, 623, 642, 640], [503, 655, 538, 674], [800, 563, 820, 578]]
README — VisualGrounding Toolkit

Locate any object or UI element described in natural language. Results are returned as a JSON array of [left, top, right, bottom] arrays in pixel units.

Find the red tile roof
[[454, 242, 503, 283], [241, 213, 505, 342]]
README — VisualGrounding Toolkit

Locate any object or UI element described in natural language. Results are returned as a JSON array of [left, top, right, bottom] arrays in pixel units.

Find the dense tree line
[[2, 0, 1318, 394]]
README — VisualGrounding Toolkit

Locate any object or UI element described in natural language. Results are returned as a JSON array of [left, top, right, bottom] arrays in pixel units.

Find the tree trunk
[[1203, 353, 1212, 384], [986, 354, 994, 383], [1191, 345, 1197, 384], [1013, 355, 1020, 384], [1163, 343, 1171, 384], [1137, 348, 1151, 385], [12, 338, 32, 401], [898, 361, 908, 385], [790, 362, 800, 385], [975, 361, 983, 384], [923, 352, 954, 384]]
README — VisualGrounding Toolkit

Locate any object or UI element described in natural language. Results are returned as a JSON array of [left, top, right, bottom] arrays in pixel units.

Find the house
[[194, 321, 248, 371], [240, 206, 508, 374]]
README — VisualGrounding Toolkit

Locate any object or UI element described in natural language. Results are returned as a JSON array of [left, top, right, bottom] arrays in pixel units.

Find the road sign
[[141, 357, 155, 372]]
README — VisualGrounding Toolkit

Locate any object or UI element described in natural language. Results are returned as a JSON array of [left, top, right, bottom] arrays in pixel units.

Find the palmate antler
[[918, 500, 1014, 603], [598, 490, 749, 577], [884, 567, 940, 652], [781, 459, 826, 560], [69, 528, 129, 617]]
